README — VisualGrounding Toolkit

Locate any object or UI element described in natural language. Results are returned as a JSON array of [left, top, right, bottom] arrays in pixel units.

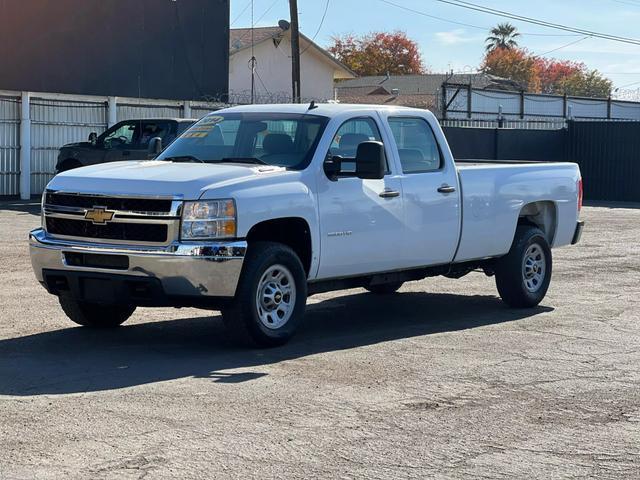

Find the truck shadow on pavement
[[0, 291, 553, 396], [0, 200, 41, 216]]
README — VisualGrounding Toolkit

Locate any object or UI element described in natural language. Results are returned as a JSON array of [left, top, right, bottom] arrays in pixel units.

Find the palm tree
[[485, 23, 520, 51]]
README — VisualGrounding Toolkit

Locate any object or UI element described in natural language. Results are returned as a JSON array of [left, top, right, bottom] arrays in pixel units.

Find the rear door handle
[[122, 150, 131, 156], [379, 189, 400, 198], [437, 185, 456, 194]]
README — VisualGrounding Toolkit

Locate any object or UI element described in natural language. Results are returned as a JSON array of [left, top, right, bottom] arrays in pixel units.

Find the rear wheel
[[59, 296, 135, 328], [495, 225, 552, 308], [222, 242, 307, 347], [365, 282, 404, 294]]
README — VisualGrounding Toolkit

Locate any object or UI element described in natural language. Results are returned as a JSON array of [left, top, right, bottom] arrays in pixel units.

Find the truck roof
[[215, 103, 429, 117]]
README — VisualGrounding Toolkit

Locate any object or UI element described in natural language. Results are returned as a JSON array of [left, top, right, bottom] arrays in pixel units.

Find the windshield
[[157, 112, 329, 169]]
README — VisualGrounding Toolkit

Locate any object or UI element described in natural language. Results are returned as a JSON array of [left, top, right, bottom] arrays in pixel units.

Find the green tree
[[556, 69, 613, 98], [485, 23, 520, 51]]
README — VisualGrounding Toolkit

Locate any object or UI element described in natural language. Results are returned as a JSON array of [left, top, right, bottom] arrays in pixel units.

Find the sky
[[230, 0, 640, 93]]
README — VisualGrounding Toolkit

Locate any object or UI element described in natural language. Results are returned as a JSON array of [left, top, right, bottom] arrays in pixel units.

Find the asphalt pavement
[[0, 200, 638, 479]]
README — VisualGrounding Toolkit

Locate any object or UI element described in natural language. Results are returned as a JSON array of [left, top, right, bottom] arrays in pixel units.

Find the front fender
[[199, 174, 319, 275]]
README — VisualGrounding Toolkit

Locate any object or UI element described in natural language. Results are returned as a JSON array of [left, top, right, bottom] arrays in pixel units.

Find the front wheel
[[59, 296, 135, 327], [222, 242, 307, 347], [494, 225, 552, 308]]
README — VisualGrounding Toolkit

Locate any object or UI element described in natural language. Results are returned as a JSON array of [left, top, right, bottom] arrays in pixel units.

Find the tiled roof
[[229, 27, 283, 54]]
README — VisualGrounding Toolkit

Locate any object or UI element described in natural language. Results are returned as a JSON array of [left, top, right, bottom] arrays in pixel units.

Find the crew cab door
[[316, 114, 405, 279], [381, 114, 461, 267]]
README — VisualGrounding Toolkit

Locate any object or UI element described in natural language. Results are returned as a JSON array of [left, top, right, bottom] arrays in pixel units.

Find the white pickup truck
[[30, 104, 584, 346]]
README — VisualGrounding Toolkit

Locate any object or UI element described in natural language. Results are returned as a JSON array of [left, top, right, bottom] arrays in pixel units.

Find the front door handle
[[437, 185, 456, 194], [122, 150, 131, 156], [379, 189, 400, 198]]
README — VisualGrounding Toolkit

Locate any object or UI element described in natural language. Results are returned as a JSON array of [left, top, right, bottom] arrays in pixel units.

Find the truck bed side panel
[[454, 162, 580, 262]]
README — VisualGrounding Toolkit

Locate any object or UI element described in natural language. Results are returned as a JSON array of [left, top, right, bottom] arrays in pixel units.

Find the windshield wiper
[[219, 157, 268, 165], [162, 155, 205, 163]]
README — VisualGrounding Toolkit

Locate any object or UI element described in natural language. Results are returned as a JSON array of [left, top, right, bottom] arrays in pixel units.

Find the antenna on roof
[[308, 100, 318, 110]]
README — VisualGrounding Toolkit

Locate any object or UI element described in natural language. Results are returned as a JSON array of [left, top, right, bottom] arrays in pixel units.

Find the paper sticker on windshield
[[199, 115, 224, 126], [183, 131, 209, 139]]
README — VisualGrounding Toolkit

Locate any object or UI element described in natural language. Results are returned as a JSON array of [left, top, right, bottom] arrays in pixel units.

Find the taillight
[[577, 178, 583, 212]]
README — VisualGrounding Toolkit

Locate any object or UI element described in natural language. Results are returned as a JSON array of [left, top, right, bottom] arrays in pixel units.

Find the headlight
[[181, 199, 236, 240]]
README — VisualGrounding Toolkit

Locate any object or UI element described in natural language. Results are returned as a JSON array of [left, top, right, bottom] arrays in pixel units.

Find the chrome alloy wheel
[[522, 243, 546, 293], [255, 264, 296, 329]]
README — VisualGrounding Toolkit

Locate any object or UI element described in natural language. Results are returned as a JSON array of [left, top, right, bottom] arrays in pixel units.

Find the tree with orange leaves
[[328, 31, 425, 76], [481, 47, 612, 97], [481, 47, 541, 92]]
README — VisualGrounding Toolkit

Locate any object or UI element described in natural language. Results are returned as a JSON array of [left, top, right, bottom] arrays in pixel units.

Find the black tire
[[59, 296, 135, 328], [365, 282, 404, 294], [222, 242, 307, 347], [495, 225, 552, 308]]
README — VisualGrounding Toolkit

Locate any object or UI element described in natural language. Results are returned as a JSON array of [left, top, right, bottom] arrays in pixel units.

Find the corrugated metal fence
[[0, 91, 225, 197], [569, 121, 640, 202], [29, 96, 108, 194], [0, 94, 20, 195]]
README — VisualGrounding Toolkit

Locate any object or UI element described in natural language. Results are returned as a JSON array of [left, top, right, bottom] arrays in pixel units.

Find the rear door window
[[388, 117, 442, 173]]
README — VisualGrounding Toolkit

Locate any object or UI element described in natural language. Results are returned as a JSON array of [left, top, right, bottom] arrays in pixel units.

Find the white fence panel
[[30, 98, 107, 194], [445, 87, 469, 116], [117, 103, 183, 120], [445, 85, 640, 121], [611, 101, 640, 121], [524, 94, 564, 117], [567, 98, 608, 119], [0, 95, 20, 196], [472, 90, 520, 115]]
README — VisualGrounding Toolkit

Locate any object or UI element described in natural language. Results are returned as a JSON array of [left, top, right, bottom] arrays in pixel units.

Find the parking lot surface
[[0, 201, 638, 479]]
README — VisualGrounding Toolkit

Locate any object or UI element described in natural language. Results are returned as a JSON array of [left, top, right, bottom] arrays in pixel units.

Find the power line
[[230, 0, 252, 26], [611, 0, 640, 6], [377, 0, 581, 37], [616, 80, 640, 89], [231, 0, 281, 46], [535, 36, 592, 57], [301, 0, 330, 55], [430, 0, 640, 45]]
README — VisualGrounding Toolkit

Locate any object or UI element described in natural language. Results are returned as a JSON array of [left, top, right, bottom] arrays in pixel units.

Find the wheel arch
[[517, 200, 558, 246], [245, 217, 313, 277]]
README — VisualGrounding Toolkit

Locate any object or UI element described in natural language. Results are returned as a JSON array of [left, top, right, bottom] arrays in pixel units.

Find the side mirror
[[355, 141, 386, 180], [323, 154, 342, 181], [148, 137, 163, 156], [88, 132, 97, 145]]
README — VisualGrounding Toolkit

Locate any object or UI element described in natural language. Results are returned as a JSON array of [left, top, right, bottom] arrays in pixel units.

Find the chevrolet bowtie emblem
[[84, 207, 115, 225]]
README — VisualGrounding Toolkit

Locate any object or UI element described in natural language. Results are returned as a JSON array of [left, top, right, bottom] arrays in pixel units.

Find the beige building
[[229, 25, 355, 102]]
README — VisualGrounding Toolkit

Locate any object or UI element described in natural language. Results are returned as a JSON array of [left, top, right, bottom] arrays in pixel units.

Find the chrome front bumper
[[29, 228, 247, 300]]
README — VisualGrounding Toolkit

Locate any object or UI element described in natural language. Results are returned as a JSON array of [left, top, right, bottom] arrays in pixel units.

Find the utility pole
[[289, 0, 301, 103]]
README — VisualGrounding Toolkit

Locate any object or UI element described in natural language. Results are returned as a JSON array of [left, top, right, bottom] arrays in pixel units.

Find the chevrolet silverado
[[30, 104, 584, 346]]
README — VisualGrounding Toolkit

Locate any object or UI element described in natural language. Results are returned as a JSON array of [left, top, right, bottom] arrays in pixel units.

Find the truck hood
[[47, 160, 289, 199]]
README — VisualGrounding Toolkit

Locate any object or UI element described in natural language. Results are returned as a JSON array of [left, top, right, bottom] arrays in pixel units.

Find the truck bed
[[453, 160, 581, 263]]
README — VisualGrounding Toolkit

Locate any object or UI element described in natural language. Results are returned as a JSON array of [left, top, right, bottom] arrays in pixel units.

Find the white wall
[[229, 35, 337, 101]]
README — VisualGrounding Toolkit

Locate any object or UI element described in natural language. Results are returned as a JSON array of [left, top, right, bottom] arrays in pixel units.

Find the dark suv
[[55, 118, 196, 173]]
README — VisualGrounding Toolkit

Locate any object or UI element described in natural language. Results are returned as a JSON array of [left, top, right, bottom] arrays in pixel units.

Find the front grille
[[45, 192, 172, 213], [46, 217, 168, 243]]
